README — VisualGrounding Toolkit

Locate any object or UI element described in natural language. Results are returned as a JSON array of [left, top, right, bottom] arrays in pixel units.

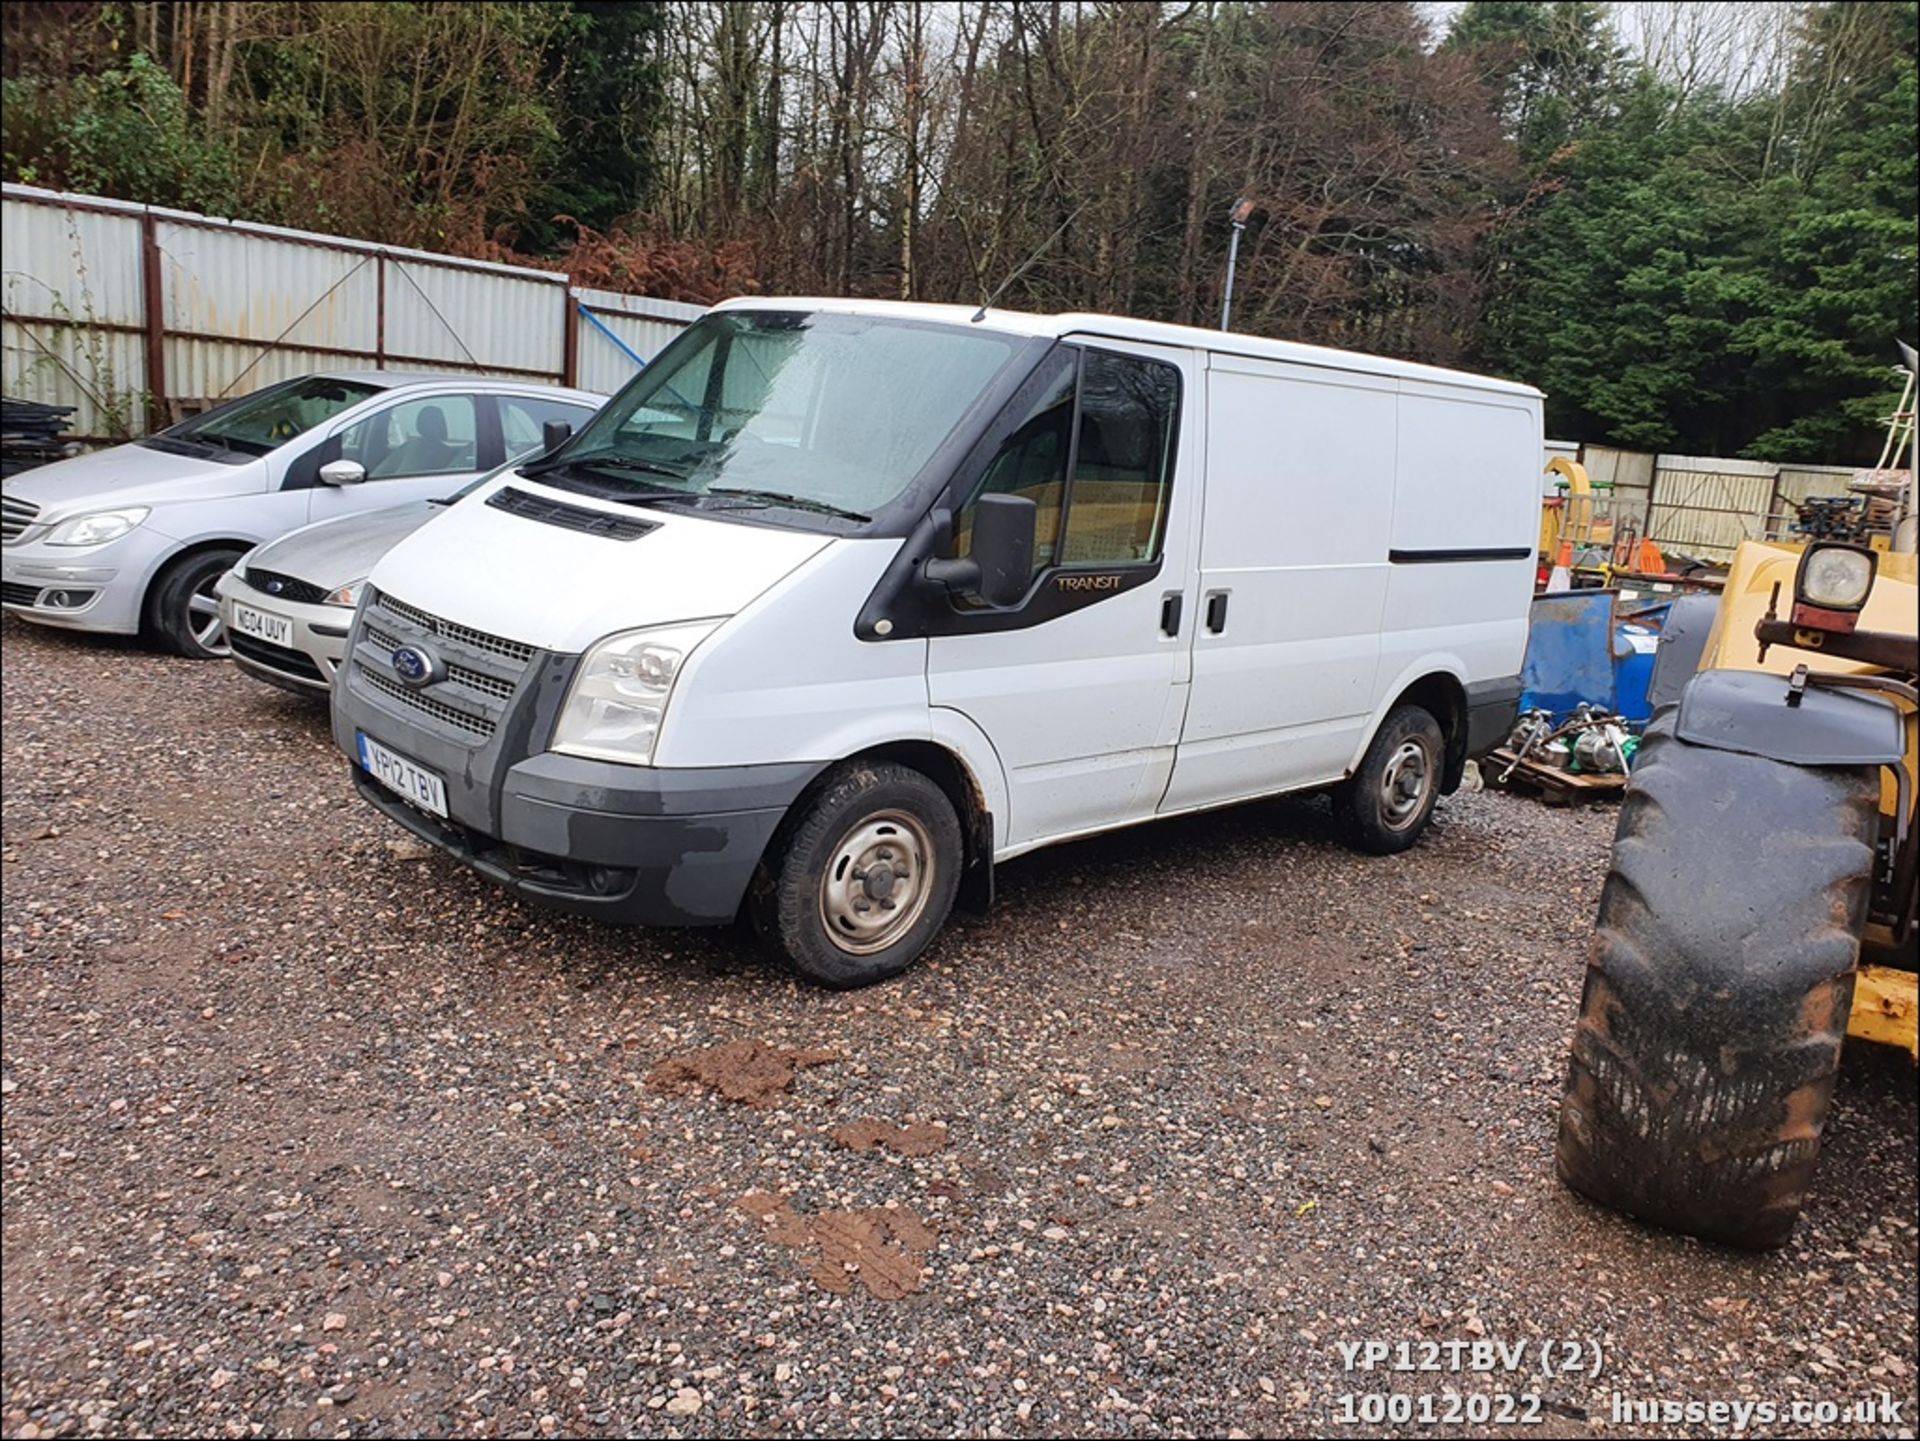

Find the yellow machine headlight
[[1794, 543, 1876, 613]]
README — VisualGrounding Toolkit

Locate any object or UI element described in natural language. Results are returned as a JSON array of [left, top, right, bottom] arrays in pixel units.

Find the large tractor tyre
[[1555, 708, 1880, 1250]]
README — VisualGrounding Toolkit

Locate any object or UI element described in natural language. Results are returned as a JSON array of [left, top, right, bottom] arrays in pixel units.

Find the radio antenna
[[971, 202, 1088, 322]]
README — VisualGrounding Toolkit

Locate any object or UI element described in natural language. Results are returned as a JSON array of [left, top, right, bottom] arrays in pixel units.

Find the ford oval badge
[[390, 644, 442, 687]]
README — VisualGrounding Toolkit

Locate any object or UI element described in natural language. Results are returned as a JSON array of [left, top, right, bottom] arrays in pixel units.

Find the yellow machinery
[[1555, 536, 1917, 1248]]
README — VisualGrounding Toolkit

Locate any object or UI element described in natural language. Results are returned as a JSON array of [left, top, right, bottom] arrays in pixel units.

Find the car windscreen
[[534, 311, 1019, 525], [147, 377, 383, 459]]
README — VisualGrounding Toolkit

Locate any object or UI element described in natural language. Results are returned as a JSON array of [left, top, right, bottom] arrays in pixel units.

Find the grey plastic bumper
[[340, 673, 823, 926]]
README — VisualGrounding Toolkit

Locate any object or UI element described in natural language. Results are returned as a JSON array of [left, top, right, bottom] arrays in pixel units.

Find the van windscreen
[[544, 312, 1018, 523]]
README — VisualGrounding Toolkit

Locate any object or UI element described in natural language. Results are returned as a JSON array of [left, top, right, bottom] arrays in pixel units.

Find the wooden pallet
[[1487, 746, 1629, 802]]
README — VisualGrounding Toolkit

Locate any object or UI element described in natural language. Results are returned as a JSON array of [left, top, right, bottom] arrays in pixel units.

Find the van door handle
[[1205, 591, 1230, 634], [1160, 592, 1183, 636]]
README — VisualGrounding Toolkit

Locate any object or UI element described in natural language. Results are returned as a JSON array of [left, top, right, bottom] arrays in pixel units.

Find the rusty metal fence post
[[139, 212, 167, 431]]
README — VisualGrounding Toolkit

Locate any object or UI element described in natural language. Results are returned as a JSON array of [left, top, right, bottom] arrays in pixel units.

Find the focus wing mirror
[[923, 494, 1036, 609], [318, 459, 367, 487]]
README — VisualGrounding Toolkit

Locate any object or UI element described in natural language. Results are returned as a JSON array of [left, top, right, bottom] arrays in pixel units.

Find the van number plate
[[357, 732, 449, 818], [232, 602, 294, 648]]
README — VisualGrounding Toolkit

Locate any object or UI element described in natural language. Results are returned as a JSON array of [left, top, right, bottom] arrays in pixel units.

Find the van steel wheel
[[1335, 703, 1444, 854], [816, 809, 938, 955], [149, 547, 245, 659], [750, 760, 963, 988]]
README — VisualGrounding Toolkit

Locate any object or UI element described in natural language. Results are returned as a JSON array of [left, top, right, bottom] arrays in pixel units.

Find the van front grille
[[371, 589, 535, 664], [361, 667, 496, 737], [351, 588, 532, 743]]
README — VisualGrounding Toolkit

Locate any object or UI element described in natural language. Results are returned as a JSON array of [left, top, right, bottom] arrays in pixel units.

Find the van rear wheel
[[749, 760, 963, 989], [1334, 703, 1444, 854]]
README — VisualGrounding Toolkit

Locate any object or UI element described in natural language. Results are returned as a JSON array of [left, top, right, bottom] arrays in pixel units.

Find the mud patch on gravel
[[645, 1038, 837, 1107], [833, 1118, 949, 1155], [738, 1192, 936, 1300]]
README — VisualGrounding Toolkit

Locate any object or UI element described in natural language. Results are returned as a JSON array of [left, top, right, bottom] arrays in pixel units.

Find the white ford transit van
[[333, 299, 1541, 987]]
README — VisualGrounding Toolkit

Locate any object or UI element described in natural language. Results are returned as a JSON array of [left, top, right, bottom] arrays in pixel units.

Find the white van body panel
[[654, 540, 931, 768], [1373, 380, 1541, 717], [927, 335, 1204, 849], [364, 475, 831, 653], [1158, 355, 1400, 812]]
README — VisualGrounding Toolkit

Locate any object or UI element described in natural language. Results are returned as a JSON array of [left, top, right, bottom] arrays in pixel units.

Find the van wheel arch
[[852, 741, 996, 915], [758, 741, 995, 920], [1384, 672, 1468, 793]]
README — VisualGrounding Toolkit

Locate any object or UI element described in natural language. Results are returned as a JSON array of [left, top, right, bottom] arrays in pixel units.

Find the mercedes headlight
[[45, 507, 151, 547], [550, 620, 721, 765]]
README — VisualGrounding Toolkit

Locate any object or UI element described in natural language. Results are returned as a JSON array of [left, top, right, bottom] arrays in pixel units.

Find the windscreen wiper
[[522, 451, 688, 483], [703, 487, 871, 524]]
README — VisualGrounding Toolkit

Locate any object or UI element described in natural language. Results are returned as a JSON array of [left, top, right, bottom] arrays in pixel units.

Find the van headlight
[[550, 620, 721, 765], [45, 507, 151, 547]]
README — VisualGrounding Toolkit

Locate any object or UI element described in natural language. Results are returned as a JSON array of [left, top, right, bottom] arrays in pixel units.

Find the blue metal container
[[1518, 591, 1670, 729]]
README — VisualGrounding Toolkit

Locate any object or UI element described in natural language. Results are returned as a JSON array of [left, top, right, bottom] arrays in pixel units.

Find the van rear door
[[926, 338, 1201, 849], [1158, 355, 1396, 812]]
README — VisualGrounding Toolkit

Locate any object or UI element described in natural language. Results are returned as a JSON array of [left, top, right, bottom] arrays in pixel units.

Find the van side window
[[956, 347, 1179, 587], [1058, 350, 1178, 567], [955, 351, 1077, 581]]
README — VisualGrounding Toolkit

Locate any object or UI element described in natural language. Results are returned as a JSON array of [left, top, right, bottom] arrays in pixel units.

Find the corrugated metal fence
[[1, 183, 705, 442]]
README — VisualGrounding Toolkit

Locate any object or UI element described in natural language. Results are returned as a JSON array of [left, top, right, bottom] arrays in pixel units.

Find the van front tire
[[1335, 703, 1444, 854], [749, 760, 963, 989]]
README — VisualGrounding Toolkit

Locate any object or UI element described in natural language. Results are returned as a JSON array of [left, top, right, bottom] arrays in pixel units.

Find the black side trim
[[1389, 546, 1533, 564], [487, 486, 660, 541], [1464, 675, 1523, 758]]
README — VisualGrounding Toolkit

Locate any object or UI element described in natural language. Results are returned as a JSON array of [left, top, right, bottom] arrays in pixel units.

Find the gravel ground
[[3, 614, 1914, 1440]]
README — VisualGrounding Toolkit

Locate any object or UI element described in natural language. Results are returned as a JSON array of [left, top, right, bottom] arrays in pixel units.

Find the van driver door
[[926, 338, 1202, 851]]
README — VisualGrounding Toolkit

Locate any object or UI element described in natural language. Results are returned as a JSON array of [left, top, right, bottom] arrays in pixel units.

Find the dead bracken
[[737, 1191, 936, 1301], [644, 1038, 837, 1108], [832, 1117, 950, 1156]]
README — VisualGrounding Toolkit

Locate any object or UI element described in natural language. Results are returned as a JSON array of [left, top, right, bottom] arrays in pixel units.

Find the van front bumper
[[347, 752, 819, 927], [337, 654, 822, 926]]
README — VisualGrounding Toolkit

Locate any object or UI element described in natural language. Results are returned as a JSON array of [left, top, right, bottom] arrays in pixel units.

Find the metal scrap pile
[[1, 398, 79, 478]]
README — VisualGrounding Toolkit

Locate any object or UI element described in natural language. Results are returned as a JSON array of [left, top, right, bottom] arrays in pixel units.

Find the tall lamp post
[[1220, 197, 1255, 332]]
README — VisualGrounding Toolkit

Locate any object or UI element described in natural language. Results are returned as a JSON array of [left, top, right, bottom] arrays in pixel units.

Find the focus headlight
[[325, 579, 367, 608], [45, 507, 151, 547], [1794, 542, 1876, 612], [550, 620, 722, 765]]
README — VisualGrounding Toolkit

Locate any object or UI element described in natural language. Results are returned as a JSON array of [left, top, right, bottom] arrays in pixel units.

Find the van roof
[[712, 296, 1543, 400]]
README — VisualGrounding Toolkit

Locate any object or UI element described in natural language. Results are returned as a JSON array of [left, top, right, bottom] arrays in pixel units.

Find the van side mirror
[[924, 494, 1036, 608], [318, 459, 367, 487], [542, 419, 573, 456]]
